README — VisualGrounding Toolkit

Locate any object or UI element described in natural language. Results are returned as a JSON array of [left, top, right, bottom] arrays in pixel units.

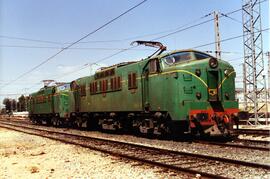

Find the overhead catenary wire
[[220, 13, 242, 24], [0, 45, 154, 51], [149, 0, 268, 41], [1, 10, 214, 85], [53, 8, 245, 79], [191, 28, 270, 49], [0, 0, 148, 90], [56, 14, 221, 78], [2, 0, 267, 46], [0, 10, 242, 89], [0, 35, 63, 45], [7, 0, 269, 93], [42, 13, 216, 81], [0, 12, 212, 45]]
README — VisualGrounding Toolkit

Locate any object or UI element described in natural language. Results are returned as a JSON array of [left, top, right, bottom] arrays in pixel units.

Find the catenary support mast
[[242, 0, 266, 125]]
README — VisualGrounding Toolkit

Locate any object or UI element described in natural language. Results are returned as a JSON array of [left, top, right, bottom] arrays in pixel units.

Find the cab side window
[[71, 81, 79, 91], [194, 52, 211, 60], [162, 52, 192, 65], [80, 85, 86, 96], [149, 59, 160, 73], [128, 73, 137, 89]]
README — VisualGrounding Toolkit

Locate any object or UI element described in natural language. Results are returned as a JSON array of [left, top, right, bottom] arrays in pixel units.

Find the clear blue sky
[[0, 0, 269, 106]]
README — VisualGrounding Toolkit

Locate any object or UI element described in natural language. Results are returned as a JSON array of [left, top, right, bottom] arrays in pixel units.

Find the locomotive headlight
[[196, 92, 202, 99], [224, 69, 230, 76], [192, 114, 197, 119], [209, 58, 218, 68], [225, 92, 229, 100], [195, 69, 201, 77]]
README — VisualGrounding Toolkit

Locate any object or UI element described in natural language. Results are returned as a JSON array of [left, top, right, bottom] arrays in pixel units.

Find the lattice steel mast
[[242, 0, 266, 125]]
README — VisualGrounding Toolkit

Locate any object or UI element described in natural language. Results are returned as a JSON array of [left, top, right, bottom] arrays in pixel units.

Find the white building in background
[[235, 88, 245, 111], [235, 88, 270, 112]]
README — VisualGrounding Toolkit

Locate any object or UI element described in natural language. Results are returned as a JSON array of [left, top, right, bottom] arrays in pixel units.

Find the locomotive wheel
[[154, 123, 171, 139], [46, 118, 52, 126], [139, 119, 154, 137], [52, 117, 60, 127], [87, 118, 99, 130], [75, 120, 82, 128]]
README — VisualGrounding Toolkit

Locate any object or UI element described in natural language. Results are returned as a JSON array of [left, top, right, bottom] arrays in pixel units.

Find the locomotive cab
[[154, 50, 239, 137]]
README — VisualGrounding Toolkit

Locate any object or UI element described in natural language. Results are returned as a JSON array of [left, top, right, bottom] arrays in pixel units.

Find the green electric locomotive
[[28, 83, 75, 125], [28, 42, 239, 137]]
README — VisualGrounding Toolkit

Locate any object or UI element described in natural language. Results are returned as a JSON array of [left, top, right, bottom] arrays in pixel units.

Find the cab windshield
[[161, 51, 211, 66], [57, 83, 70, 91]]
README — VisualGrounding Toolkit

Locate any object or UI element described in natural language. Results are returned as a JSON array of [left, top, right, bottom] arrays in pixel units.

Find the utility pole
[[242, 0, 266, 125], [267, 52, 270, 124], [214, 11, 221, 59], [267, 52, 270, 94]]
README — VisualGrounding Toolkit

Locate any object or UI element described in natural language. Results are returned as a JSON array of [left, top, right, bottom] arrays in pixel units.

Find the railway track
[[0, 120, 269, 178], [235, 128, 270, 137], [235, 138, 270, 145], [2, 118, 269, 152], [195, 139, 270, 152]]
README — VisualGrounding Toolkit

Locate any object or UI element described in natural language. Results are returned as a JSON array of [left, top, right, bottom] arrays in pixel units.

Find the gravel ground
[[1, 117, 269, 178], [0, 128, 192, 179]]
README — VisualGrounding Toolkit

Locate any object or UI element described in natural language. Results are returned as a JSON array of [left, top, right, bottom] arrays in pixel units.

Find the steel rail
[[3, 118, 270, 151], [0, 121, 269, 172], [235, 129, 270, 136], [235, 138, 270, 145], [194, 140, 270, 151], [0, 122, 227, 179]]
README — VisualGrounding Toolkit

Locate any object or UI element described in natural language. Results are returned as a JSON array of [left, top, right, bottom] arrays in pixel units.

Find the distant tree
[[11, 99, 17, 111], [3, 98, 11, 112], [17, 102, 20, 112], [18, 95, 26, 111]]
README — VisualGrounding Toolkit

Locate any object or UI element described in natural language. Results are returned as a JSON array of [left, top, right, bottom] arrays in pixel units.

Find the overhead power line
[[55, 28, 270, 82], [0, 12, 212, 45], [44, 7, 251, 82], [51, 47, 146, 80], [152, 0, 268, 41], [191, 28, 270, 49], [0, 45, 153, 51], [220, 13, 242, 24], [52, 13, 216, 80], [0, 0, 147, 90], [0, 35, 62, 45], [15, 0, 269, 93], [2, 0, 267, 46]]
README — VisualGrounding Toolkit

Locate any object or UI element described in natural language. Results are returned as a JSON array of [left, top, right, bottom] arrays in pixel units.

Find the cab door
[[71, 81, 80, 112], [141, 58, 160, 111], [51, 87, 55, 114], [207, 70, 220, 101]]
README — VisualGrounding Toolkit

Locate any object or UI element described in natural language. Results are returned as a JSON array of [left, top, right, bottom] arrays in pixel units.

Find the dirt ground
[[0, 128, 187, 179]]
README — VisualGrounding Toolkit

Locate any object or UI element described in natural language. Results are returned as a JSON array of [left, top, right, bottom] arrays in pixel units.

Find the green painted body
[[28, 49, 238, 132], [28, 86, 55, 115], [28, 84, 75, 119], [72, 50, 238, 122], [53, 86, 75, 118]]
